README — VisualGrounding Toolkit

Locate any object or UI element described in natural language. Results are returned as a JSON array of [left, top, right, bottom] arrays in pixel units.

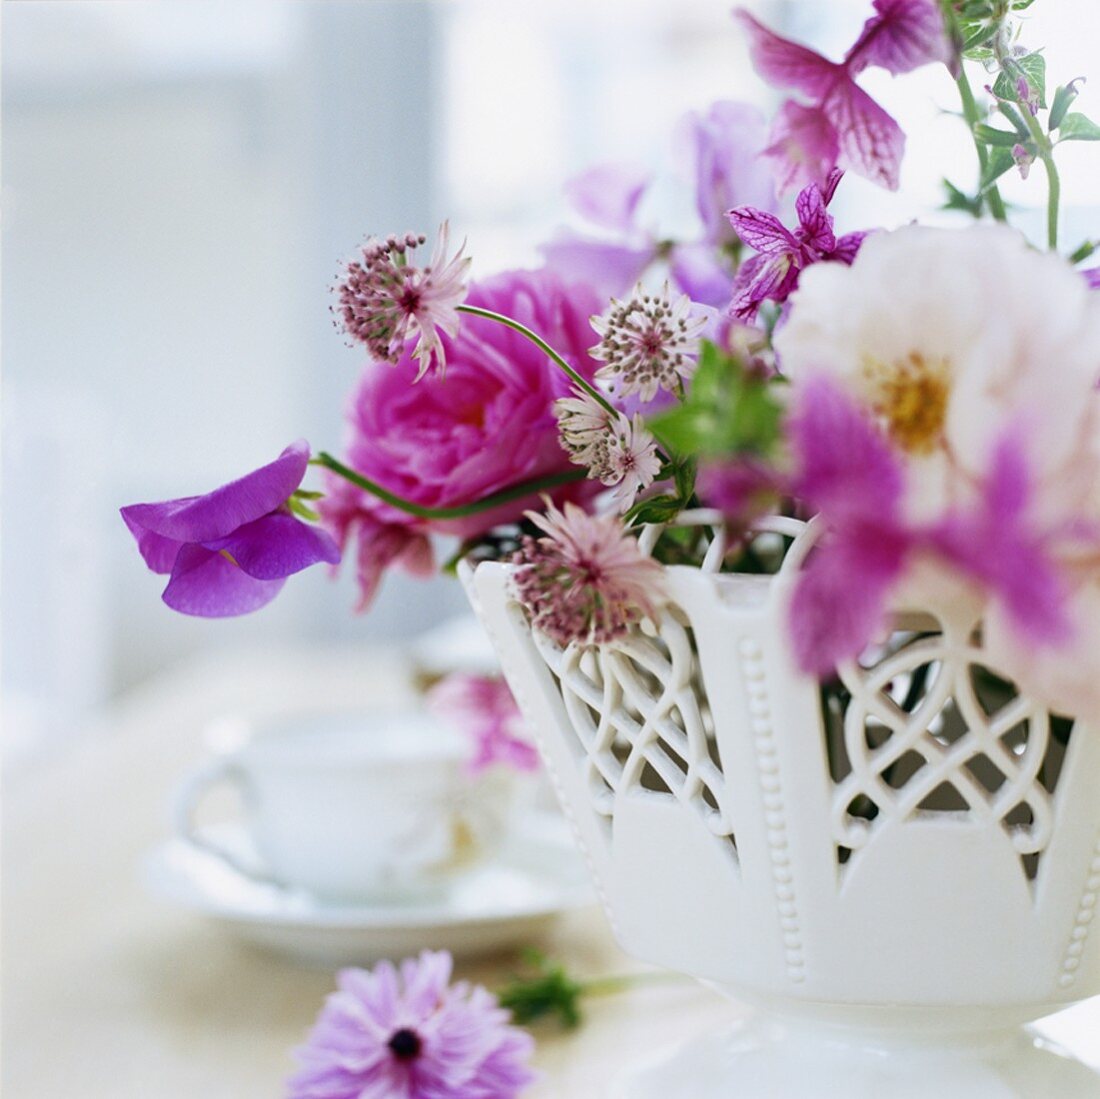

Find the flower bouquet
[[124, 0, 1100, 1092]]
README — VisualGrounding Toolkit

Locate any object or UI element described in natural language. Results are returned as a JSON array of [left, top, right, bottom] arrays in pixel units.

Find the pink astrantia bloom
[[554, 391, 662, 513], [287, 951, 536, 1099], [335, 223, 471, 379], [727, 169, 867, 321], [321, 270, 602, 609], [427, 674, 539, 775], [735, 2, 949, 192], [512, 500, 666, 647], [784, 378, 1071, 676], [591, 283, 706, 402]]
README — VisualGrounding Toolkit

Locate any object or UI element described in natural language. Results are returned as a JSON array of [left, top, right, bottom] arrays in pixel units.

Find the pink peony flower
[[287, 951, 536, 1099], [427, 673, 539, 775], [320, 269, 602, 609], [512, 500, 666, 647]]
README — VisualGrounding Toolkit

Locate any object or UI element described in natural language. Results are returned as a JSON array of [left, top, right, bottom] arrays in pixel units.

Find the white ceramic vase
[[464, 517, 1100, 1097]]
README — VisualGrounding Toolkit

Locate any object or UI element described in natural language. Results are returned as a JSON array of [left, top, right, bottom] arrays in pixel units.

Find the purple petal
[[120, 508, 184, 574], [931, 434, 1069, 644], [762, 100, 841, 195], [539, 234, 654, 299], [161, 544, 286, 617], [823, 79, 906, 191], [735, 9, 840, 96], [121, 440, 311, 545], [795, 184, 837, 254], [729, 253, 796, 321], [821, 167, 845, 205], [789, 376, 904, 524], [668, 243, 734, 308], [204, 511, 341, 580], [563, 163, 651, 233], [831, 230, 870, 265], [1081, 266, 1100, 289], [846, 0, 951, 76], [727, 205, 797, 255], [790, 528, 906, 676]]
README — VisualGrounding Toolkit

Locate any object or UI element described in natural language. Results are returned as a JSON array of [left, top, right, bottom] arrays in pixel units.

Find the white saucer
[[144, 814, 595, 965]]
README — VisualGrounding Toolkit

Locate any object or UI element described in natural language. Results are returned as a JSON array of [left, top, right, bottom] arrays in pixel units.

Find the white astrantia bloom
[[774, 224, 1100, 525], [606, 413, 662, 513]]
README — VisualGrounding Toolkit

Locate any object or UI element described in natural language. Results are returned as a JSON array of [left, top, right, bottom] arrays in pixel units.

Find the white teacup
[[174, 710, 514, 905]]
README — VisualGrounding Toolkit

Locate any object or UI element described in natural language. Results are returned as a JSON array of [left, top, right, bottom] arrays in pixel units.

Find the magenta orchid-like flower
[[427, 674, 539, 775], [727, 168, 867, 321], [785, 378, 1069, 675], [287, 951, 536, 1099], [735, 1, 950, 193], [121, 441, 340, 617]]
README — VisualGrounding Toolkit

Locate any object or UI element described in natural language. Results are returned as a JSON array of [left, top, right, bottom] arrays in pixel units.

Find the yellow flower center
[[862, 351, 950, 455]]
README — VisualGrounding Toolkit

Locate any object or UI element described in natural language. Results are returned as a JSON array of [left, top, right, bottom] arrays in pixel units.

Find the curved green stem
[[956, 66, 1008, 222], [457, 303, 618, 417], [313, 452, 586, 520], [1019, 105, 1061, 250]]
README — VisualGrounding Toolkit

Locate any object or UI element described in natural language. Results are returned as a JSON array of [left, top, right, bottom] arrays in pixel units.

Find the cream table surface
[[5, 645, 1099, 1099]]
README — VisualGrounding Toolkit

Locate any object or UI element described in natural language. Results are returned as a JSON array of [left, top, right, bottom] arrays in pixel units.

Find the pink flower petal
[[726, 205, 797, 255], [735, 9, 840, 96], [563, 163, 651, 233], [846, 0, 951, 77], [206, 511, 341, 580], [823, 78, 906, 190], [762, 100, 841, 195]]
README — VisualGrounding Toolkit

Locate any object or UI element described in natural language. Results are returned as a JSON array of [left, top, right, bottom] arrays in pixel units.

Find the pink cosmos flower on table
[[287, 951, 535, 1099], [735, 0, 950, 192], [121, 441, 340, 617], [427, 673, 539, 775], [321, 269, 602, 610], [727, 168, 868, 321]]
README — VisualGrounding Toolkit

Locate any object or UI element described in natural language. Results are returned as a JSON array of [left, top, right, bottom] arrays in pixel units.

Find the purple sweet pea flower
[[727, 169, 868, 321], [121, 440, 340, 617], [735, 3, 949, 193]]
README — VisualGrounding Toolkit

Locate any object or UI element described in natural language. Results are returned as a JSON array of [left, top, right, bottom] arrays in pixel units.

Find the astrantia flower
[[335, 223, 470, 379], [427, 674, 539, 775], [513, 501, 666, 647], [287, 951, 536, 1099], [120, 441, 340, 617], [775, 224, 1100, 525], [321, 270, 602, 609], [727, 168, 867, 321], [591, 284, 706, 402], [554, 392, 661, 512]]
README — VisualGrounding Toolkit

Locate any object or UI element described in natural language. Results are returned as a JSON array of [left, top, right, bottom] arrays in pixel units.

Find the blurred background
[[5, 0, 1099, 757]]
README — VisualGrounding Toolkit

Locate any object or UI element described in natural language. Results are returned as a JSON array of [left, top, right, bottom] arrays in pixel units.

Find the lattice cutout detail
[[529, 610, 736, 852], [828, 623, 1075, 877]]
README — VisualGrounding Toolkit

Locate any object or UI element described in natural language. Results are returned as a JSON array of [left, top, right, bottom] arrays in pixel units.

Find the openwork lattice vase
[[465, 519, 1100, 1097]]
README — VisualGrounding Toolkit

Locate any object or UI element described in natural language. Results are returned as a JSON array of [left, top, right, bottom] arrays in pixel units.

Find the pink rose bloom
[[322, 269, 602, 608]]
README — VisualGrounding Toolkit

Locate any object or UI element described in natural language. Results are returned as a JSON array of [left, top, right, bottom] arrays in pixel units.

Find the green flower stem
[[580, 971, 684, 999], [1020, 105, 1061, 250], [956, 65, 1008, 222], [312, 452, 586, 520], [456, 303, 618, 418]]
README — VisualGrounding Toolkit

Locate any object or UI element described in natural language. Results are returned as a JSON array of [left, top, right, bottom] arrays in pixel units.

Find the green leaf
[[993, 53, 1047, 110], [1057, 112, 1100, 141], [974, 123, 1024, 146], [980, 145, 1016, 191], [941, 178, 982, 216], [1069, 239, 1098, 264], [1049, 82, 1081, 132], [649, 341, 784, 460], [624, 494, 686, 527]]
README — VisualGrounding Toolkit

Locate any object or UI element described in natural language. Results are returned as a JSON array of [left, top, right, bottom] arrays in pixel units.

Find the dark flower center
[[388, 1027, 422, 1062]]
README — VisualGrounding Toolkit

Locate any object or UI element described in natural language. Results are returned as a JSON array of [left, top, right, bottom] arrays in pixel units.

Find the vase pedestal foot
[[610, 1013, 1100, 1099]]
